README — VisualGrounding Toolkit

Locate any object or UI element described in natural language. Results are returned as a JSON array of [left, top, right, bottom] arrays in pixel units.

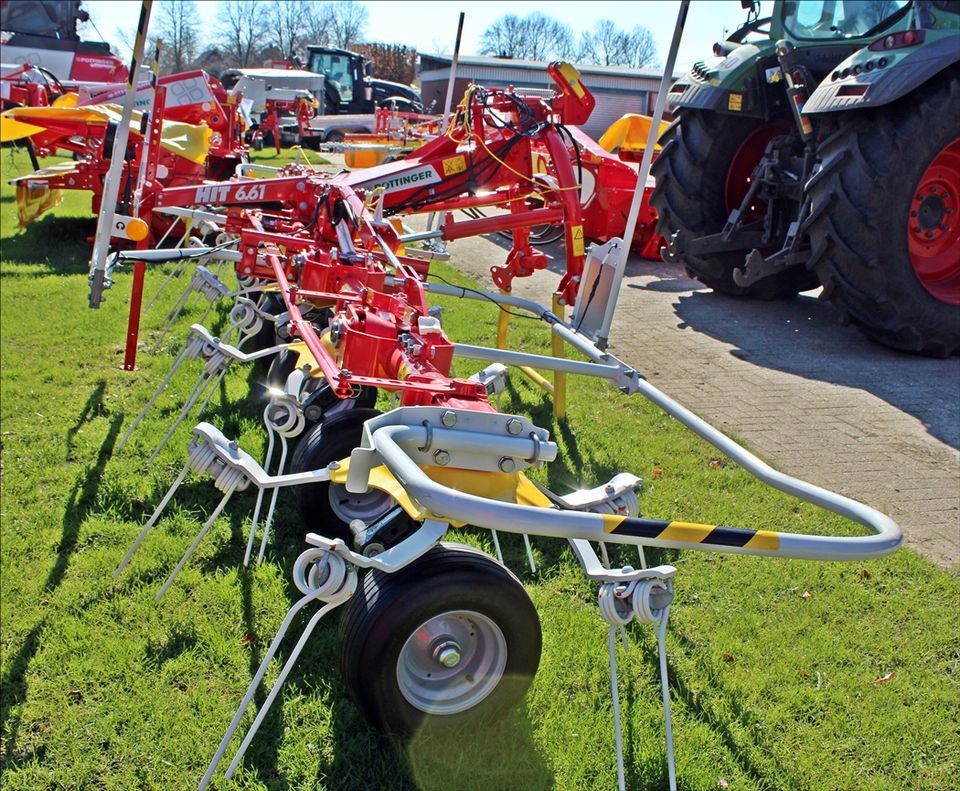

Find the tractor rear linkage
[[104, 61, 902, 791]]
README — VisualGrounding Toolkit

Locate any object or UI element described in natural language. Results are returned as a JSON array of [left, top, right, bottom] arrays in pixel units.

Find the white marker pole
[[89, 0, 153, 308], [439, 12, 465, 134], [595, 0, 690, 346]]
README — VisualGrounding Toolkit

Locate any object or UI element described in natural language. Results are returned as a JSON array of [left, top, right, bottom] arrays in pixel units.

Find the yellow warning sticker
[[443, 155, 467, 176], [728, 93, 743, 111], [571, 225, 585, 256]]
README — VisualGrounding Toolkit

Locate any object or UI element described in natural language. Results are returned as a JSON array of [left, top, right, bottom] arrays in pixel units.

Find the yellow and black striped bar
[[602, 515, 780, 551], [127, 0, 152, 88]]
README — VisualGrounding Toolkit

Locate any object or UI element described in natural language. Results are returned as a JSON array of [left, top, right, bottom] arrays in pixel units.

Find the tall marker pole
[[594, 0, 690, 348], [439, 12, 465, 134], [88, 0, 153, 309], [424, 12, 464, 234]]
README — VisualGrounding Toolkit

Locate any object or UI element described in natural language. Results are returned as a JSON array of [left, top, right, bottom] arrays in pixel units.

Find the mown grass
[[1, 146, 958, 790]]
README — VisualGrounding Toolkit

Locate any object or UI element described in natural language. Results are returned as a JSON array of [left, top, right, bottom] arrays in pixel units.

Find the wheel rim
[[908, 137, 960, 305], [396, 610, 507, 715], [724, 120, 792, 220], [327, 481, 395, 524]]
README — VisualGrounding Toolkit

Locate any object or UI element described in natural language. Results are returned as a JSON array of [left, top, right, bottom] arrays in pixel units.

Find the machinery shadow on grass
[[2, 404, 121, 770], [0, 215, 93, 275], [670, 290, 960, 449]]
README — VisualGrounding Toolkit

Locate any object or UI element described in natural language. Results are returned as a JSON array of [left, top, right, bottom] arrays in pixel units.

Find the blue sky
[[82, 0, 773, 72]]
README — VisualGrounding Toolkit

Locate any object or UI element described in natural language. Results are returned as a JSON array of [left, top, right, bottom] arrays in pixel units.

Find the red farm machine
[[83, 49, 907, 791]]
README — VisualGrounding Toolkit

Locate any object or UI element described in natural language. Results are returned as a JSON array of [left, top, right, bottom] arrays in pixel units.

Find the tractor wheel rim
[[327, 482, 395, 524], [724, 120, 792, 219], [397, 610, 507, 715], [908, 137, 960, 305]]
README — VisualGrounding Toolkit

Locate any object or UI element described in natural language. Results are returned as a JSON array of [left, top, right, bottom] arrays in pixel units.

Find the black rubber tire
[[324, 130, 345, 144], [803, 70, 960, 356], [266, 347, 299, 390], [650, 108, 819, 298], [338, 544, 542, 737], [248, 292, 285, 357], [289, 407, 412, 545]]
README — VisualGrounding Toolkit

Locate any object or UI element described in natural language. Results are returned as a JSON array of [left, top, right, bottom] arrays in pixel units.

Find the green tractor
[[651, 0, 960, 355]]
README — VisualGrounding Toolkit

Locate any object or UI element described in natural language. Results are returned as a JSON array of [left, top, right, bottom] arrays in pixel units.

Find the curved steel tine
[[155, 482, 238, 600], [197, 590, 322, 791], [114, 459, 191, 576], [256, 433, 288, 565], [243, 406, 275, 567], [148, 370, 218, 463], [117, 341, 193, 451], [223, 599, 347, 779], [522, 533, 536, 573], [491, 529, 504, 564]]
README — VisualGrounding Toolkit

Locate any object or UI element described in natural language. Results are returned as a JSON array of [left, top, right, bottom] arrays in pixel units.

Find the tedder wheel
[[266, 349, 376, 417], [289, 407, 411, 546], [650, 108, 819, 298], [248, 292, 285, 357], [338, 543, 542, 736], [804, 69, 960, 356]]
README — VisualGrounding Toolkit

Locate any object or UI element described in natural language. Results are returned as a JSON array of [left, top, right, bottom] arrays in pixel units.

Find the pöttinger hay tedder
[[94, 51, 905, 791]]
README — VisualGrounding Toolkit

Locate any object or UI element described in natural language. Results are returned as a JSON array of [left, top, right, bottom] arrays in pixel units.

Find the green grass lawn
[[1, 147, 958, 790]]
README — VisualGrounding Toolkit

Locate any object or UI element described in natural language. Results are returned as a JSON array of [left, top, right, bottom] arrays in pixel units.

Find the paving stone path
[[442, 233, 960, 569]]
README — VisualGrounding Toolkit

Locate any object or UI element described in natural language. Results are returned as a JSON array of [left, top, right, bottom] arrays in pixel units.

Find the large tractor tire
[[804, 70, 960, 356], [651, 109, 819, 298]]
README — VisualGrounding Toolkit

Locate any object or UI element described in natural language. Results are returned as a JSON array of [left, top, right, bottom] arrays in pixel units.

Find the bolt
[[605, 484, 616, 495], [910, 211, 918, 218], [340, 369, 352, 378], [433, 449, 451, 466], [363, 542, 386, 558], [499, 456, 517, 472], [916, 194, 924, 201], [434, 641, 462, 668], [327, 460, 340, 471], [926, 231, 934, 238], [913, 226, 922, 233], [441, 410, 457, 427], [228, 441, 238, 452], [506, 418, 523, 435], [931, 186, 938, 194]]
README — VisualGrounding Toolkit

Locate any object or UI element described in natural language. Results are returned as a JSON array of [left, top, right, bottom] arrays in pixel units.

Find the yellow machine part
[[0, 103, 212, 164], [328, 459, 553, 527], [598, 113, 671, 157]]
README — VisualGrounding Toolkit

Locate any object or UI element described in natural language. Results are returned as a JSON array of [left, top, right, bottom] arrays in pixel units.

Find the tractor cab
[[306, 46, 372, 113]]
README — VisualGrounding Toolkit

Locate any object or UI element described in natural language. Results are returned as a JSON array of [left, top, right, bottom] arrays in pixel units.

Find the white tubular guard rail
[[357, 418, 900, 561]]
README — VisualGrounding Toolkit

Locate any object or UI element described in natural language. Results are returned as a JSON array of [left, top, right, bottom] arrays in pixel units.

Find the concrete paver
[[440, 234, 960, 569]]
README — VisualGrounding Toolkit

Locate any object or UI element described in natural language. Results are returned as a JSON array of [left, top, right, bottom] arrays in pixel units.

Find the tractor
[[651, 0, 960, 355]]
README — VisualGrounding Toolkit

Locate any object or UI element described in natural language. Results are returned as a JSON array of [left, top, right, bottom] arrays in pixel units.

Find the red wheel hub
[[724, 120, 792, 219], [908, 137, 960, 305]]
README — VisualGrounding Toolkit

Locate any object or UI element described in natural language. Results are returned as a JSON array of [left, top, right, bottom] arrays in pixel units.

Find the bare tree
[[578, 20, 657, 68], [303, 2, 335, 46], [218, 0, 268, 68], [353, 42, 416, 85], [329, 0, 368, 49], [268, 0, 306, 60], [154, 0, 200, 74], [480, 12, 574, 61]]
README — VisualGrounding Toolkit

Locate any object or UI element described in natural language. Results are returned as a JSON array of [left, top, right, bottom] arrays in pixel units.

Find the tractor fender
[[667, 43, 772, 118], [804, 33, 960, 114]]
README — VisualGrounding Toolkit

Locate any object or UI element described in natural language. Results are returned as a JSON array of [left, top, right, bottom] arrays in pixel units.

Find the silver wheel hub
[[397, 610, 507, 715], [327, 482, 395, 524]]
